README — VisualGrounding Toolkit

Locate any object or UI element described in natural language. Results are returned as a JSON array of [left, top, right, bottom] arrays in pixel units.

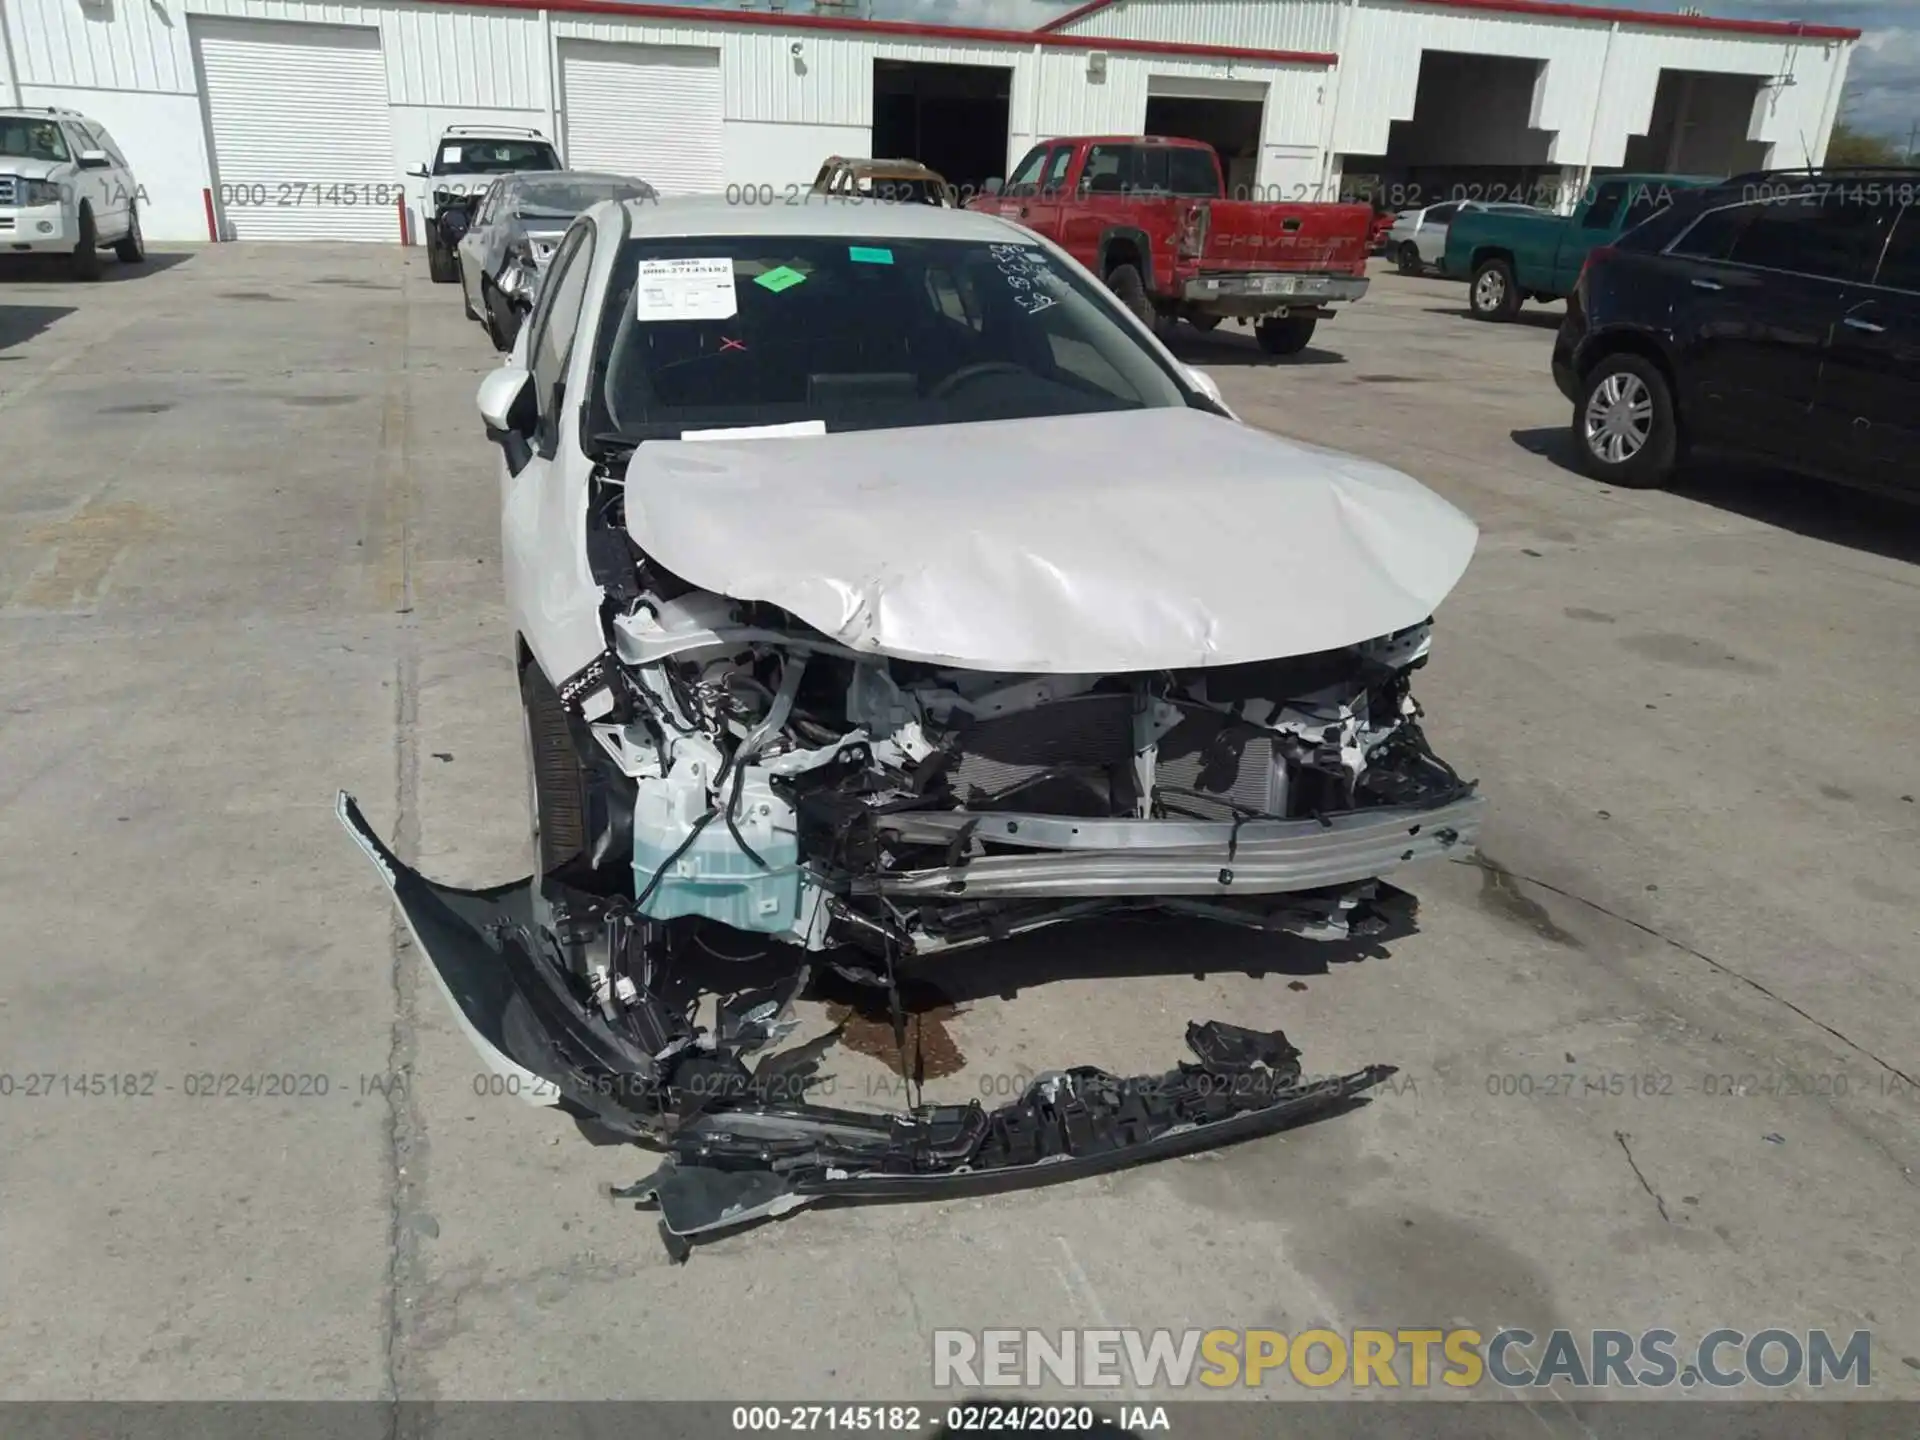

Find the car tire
[[1186, 313, 1222, 332], [1396, 242, 1423, 276], [1254, 315, 1318, 356], [520, 659, 591, 878], [71, 205, 102, 282], [113, 204, 146, 265], [427, 237, 457, 284], [1469, 257, 1521, 321], [1105, 264, 1155, 330], [1572, 354, 1677, 489]]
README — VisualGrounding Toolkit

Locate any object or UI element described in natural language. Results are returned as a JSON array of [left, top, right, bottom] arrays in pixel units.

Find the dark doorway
[[1620, 70, 1769, 176], [872, 60, 1013, 194], [1344, 51, 1559, 209], [1145, 95, 1265, 198]]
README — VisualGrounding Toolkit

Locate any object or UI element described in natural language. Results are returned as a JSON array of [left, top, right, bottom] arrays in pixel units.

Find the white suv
[[0, 108, 145, 279]]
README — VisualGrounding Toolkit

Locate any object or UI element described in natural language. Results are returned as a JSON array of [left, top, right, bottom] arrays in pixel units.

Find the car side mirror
[[77, 149, 112, 170], [983, 177, 1003, 196], [477, 366, 537, 474], [405, 162, 429, 179], [1181, 365, 1237, 419]]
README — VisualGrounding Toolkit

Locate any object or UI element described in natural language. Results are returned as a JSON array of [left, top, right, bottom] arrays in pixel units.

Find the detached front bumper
[[337, 791, 1400, 1258]]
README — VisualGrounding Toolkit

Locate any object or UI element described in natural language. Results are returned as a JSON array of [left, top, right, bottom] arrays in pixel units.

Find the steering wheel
[[928, 360, 1033, 399]]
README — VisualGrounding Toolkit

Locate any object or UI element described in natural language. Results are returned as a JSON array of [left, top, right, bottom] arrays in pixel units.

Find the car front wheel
[[1396, 242, 1422, 276], [427, 237, 457, 284], [1104, 264, 1155, 330], [71, 205, 102, 281], [114, 204, 145, 264], [1573, 354, 1677, 488]]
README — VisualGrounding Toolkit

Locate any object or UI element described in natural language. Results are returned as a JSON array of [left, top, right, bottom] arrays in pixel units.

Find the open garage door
[[1145, 78, 1266, 199], [192, 18, 397, 242], [1342, 52, 1557, 211], [871, 61, 1011, 195], [1621, 71, 1768, 177], [559, 41, 723, 196]]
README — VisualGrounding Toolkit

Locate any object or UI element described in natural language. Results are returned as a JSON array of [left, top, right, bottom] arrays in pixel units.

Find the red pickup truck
[[967, 135, 1373, 355]]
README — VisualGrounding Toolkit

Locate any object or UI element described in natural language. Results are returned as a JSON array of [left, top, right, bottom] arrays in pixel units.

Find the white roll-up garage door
[[193, 18, 398, 241], [559, 40, 724, 196]]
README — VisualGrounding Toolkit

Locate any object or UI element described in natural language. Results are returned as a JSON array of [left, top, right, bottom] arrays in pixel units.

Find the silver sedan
[[1385, 200, 1542, 276], [456, 171, 655, 350]]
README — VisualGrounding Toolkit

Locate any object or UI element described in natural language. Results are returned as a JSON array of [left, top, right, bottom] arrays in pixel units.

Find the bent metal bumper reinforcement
[[338, 791, 1398, 1259], [860, 796, 1483, 898]]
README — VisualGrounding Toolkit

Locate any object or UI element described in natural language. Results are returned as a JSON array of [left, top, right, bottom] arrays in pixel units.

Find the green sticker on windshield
[[754, 265, 807, 293], [848, 246, 894, 265]]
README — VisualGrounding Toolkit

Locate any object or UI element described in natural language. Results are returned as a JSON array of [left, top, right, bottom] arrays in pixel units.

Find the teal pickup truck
[[1441, 173, 1720, 321]]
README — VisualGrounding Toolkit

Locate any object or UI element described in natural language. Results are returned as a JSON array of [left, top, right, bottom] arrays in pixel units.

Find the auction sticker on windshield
[[636, 257, 738, 321]]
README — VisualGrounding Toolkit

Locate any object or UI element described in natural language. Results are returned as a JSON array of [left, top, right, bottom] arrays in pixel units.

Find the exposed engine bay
[[560, 520, 1480, 964]]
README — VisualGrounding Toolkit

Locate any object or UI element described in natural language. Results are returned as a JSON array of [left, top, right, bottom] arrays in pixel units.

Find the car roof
[[606, 195, 1025, 243], [831, 158, 946, 179], [507, 170, 648, 189]]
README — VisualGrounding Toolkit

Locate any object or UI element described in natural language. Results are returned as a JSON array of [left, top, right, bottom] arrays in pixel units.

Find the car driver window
[[1579, 182, 1625, 230], [1005, 146, 1049, 197], [1040, 147, 1074, 198], [529, 225, 596, 449]]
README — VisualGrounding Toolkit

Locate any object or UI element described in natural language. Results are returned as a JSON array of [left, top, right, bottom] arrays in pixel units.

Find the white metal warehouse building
[[0, 0, 1858, 244]]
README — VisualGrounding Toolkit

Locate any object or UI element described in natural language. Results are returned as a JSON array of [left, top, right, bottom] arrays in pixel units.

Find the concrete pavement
[[1, 245, 1915, 1409]]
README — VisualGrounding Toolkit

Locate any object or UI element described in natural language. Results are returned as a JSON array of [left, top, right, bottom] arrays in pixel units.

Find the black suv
[[407, 126, 561, 284], [1553, 168, 1919, 494]]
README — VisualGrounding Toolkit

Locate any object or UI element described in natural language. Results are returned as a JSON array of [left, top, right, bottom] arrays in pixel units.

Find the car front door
[[459, 181, 502, 314], [1554, 181, 1625, 292], [1007, 144, 1074, 240], [1416, 202, 1458, 265], [1821, 201, 1920, 490], [502, 220, 601, 690], [78, 121, 132, 236], [1672, 189, 1888, 468], [1060, 142, 1137, 269], [62, 121, 116, 240]]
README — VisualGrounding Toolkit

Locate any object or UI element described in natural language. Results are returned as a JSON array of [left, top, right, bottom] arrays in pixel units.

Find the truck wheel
[[1187, 313, 1221, 332], [1573, 354, 1676, 489], [1105, 264, 1155, 330], [427, 236, 457, 284], [1396, 242, 1422, 276], [1469, 258, 1521, 321], [114, 204, 146, 264], [70, 205, 102, 282], [1255, 315, 1317, 356], [520, 659, 590, 878]]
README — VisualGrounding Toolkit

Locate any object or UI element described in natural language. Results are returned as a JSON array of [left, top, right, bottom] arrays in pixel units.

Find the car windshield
[[510, 176, 653, 217], [436, 139, 559, 175], [852, 177, 948, 205], [588, 234, 1195, 445], [1, 117, 69, 162]]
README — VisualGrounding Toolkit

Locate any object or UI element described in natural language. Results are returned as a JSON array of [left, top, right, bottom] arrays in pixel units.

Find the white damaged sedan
[[340, 197, 1482, 1255]]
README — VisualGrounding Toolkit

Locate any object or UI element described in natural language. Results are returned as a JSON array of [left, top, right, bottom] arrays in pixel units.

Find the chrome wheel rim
[[1474, 269, 1505, 309], [1583, 372, 1654, 464]]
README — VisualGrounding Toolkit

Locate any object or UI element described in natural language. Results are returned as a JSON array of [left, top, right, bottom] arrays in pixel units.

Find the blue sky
[[891, 0, 1917, 144]]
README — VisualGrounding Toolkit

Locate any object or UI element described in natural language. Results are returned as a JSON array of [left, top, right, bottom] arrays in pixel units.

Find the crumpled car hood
[[623, 406, 1478, 672]]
